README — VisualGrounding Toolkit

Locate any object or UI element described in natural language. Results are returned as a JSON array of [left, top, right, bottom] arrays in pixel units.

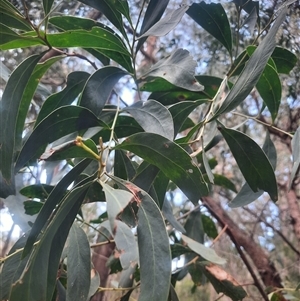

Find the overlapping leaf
[[0, 53, 44, 181], [79, 66, 128, 116], [219, 126, 278, 202], [213, 7, 287, 117], [15, 106, 105, 172], [139, 49, 204, 92], [187, 2, 232, 55], [115, 132, 208, 204], [123, 99, 174, 140]]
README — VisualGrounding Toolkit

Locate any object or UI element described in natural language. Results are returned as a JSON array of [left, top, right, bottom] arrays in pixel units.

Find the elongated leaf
[[219, 126, 278, 201], [187, 2, 232, 55], [0, 9, 32, 31], [115, 132, 208, 204], [43, 0, 54, 15], [137, 190, 171, 301], [0, 232, 30, 300], [203, 264, 247, 301], [201, 215, 218, 239], [139, 49, 204, 92], [0, 53, 44, 181], [77, 0, 128, 39], [169, 101, 203, 137], [213, 174, 237, 192], [36, 71, 90, 125], [22, 159, 92, 257], [114, 0, 131, 24], [10, 177, 93, 301], [181, 235, 226, 265], [66, 223, 91, 301], [162, 200, 186, 233], [290, 126, 300, 188], [214, 8, 287, 117], [256, 64, 281, 121], [16, 55, 64, 151], [229, 131, 277, 208], [139, 5, 189, 38], [101, 220, 139, 269], [271, 47, 298, 74], [124, 99, 174, 140], [101, 182, 133, 231], [15, 106, 104, 172], [136, 0, 169, 52], [114, 149, 136, 180], [79, 66, 127, 116], [0, 172, 15, 198]]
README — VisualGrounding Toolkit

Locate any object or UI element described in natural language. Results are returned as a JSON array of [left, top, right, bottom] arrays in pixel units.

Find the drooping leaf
[[201, 215, 218, 239], [23, 201, 43, 215], [86, 267, 100, 301], [0, 9, 32, 31], [10, 177, 93, 301], [256, 64, 281, 121], [79, 66, 128, 116], [136, 0, 170, 52], [15, 106, 105, 172], [214, 7, 287, 117], [43, 0, 54, 15], [36, 71, 90, 125], [137, 189, 171, 301], [0, 172, 15, 198], [203, 264, 247, 301], [290, 126, 300, 189], [219, 125, 278, 202], [202, 146, 214, 184], [66, 223, 91, 301], [115, 132, 209, 204], [22, 159, 92, 258], [213, 174, 237, 193], [139, 49, 204, 92], [101, 182, 133, 231], [272, 47, 298, 74], [0, 232, 30, 300], [187, 2, 232, 55], [123, 99, 174, 140], [242, 6, 258, 35], [15, 55, 64, 151], [77, 0, 128, 39], [114, 150, 136, 180], [162, 199, 186, 233], [139, 5, 189, 38], [184, 211, 204, 244], [181, 235, 226, 265], [0, 53, 44, 181]]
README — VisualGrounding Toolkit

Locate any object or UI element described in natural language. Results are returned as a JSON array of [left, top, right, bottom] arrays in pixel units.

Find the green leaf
[[79, 66, 128, 116], [15, 55, 64, 151], [214, 7, 287, 117], [290, 126, 300, 188], [43, 0, 54, 15], [36, 71, 90, 125], [0, 10, 32, 31], [256, 64, 281, 121], [0, 232, 30, 300], [271, 47, 298, 74], [139, 5, 189, 38], [77, 0, 128, 40], [114, 150, 136, 180], [115, 132, 208, 204], [10, 177, 93, 301], [137, 189, 171, 301], [136, 0, 169, 52], [101, 182, 133, 231], [0, 53, 44, 182], [22, 159, 92, 258], [101, 220, 139, 269], [203, 264, 247, 301], [139, 49, 204, 92], [219, 125, 278, 201], [15, 106, 104, 172], [201, 215, 218, 239], [169, 101, 203, 136], [23, 201, 43, 215], [66, 223, 91, 301], [185, 211, 204, 244], [162, 200, 186, 233], [181, 235, 226, 265], [114, 0, 132, 25], [46, 27, 132, 71], [187, 2, 232, 55], [123, 99, 174, 140], [0, 172, 15, 198], [213, 174, 237, 192]]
